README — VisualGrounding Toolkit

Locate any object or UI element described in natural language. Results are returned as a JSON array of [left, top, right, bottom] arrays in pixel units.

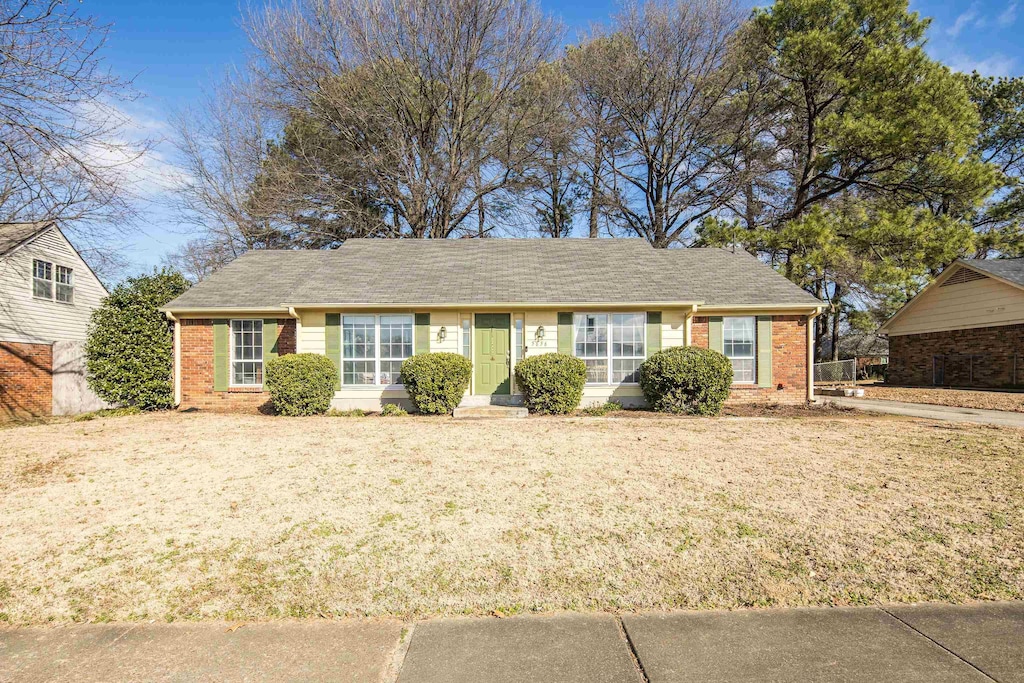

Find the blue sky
[[92, 0, 1024, 273]]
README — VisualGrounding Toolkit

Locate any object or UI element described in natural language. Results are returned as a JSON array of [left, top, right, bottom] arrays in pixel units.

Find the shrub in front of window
[[263, 354, 337, 416], [380, 403, 408, 416], [400, 352, 472, 414], [85, 269, 190, 410], [639, 346, 733, 415], [514, 353, 587, 415]]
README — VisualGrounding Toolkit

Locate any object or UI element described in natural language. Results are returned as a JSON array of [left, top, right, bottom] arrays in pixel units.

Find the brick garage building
[[881, 258, 1024, 388], [163, 240, 823, 412]]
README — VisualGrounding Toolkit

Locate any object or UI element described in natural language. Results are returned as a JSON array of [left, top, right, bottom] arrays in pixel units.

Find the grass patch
[[73, 406, 143, 422]]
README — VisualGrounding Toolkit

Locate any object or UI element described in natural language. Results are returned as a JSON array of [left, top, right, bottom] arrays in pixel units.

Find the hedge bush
[[85, 269, 190, 410], [264, 353, 337, 416], [514, 353, 587, 414], [639, 346, 733, 415], [400, 352, 472, 414]]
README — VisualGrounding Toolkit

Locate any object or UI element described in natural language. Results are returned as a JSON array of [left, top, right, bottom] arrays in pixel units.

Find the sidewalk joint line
[[878, 607, 999, 682], [381, 622, 415, 683], [616, 616, 650, 683]]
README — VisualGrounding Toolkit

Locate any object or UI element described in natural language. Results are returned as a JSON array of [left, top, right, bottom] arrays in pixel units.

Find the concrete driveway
[[3, 602, 1022, 682], [819, 396, 1024, 428]]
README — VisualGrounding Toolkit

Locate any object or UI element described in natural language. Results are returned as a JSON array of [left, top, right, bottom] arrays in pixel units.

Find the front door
[[474, 313, 511, 395]]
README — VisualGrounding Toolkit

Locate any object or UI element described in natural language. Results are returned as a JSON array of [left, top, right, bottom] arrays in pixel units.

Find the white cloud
[[947, 53, 1018, 77], [947, 6, 979, 36], [998, 1, 1018, 26]]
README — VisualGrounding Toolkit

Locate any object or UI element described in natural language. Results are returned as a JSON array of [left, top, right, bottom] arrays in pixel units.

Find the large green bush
[[514, 353, 587, 414], [400, 352, 472, 414], [264, 354, 337, 416], [639, 346, 733, 415], [85, 269, 190, 410]]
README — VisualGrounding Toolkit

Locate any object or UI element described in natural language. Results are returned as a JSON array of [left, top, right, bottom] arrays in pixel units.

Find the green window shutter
[[757, 315, 773, 388], [708, 316, 724, 353], [557, 312, 573, 355], [646, 311, 662, 357], [213, 319, 229, 391], [263, 319, 279, 362], [325, 313, 341, 390], [415, 313, 431, 354]]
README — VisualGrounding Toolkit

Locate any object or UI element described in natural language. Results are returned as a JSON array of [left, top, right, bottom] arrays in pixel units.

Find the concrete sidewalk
[[2, 602, 1022, 682], [818, 396, 1024, 428]]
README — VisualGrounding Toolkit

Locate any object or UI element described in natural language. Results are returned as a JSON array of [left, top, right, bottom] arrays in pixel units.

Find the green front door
[[474, 313, 511, 395]]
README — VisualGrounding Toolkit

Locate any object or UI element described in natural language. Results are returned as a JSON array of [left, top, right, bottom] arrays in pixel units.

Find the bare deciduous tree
[[0, 0, 145, 231], [567, 0, 751, 247], [245, 0, 565, 238]]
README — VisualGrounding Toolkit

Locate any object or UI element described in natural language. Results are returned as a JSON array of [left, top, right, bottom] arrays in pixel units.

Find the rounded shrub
[[264, 353, 337, 416], [380, 403, 408, 417], [85, 269, 190, 410], [514, 353, 587, 414], [400, 352, 472, 415], [639, 346, 733, 415]]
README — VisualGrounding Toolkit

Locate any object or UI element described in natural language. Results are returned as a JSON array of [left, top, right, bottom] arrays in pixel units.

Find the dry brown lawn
[[1, 410, 1022, 625], [864, 386, 1024, 413]]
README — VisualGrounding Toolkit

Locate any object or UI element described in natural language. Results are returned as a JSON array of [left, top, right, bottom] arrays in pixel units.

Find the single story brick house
[[161, 239, 824, 411], [880, 258, 1024, 387]]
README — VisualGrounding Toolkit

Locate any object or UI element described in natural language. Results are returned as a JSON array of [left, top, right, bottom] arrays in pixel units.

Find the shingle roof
[[0, 221, 53, 256], [164, 238, 821, 310], [962, 257, 1024, 288]]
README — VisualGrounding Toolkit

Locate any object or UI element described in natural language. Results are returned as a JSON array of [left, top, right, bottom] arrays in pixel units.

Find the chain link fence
[[814, 359, 857, 384]]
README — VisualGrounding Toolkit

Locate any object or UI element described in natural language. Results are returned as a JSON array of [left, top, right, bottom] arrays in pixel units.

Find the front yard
[[1, 411, 1022, 624]]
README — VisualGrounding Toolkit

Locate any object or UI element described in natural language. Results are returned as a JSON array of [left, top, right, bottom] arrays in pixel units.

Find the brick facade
[[0, 341, 53, 419], [691, 315, 809, 403], [888, 324, 1024, 387], [178, 319, 296, 411]]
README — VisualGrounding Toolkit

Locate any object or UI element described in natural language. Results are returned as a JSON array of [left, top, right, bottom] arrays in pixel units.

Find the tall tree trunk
[[830, 283, 843, 362], [588, 137, 602, 238]]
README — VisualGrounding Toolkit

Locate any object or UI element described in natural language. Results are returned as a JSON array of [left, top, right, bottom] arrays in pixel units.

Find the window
[[231, 319, 263, 386], [573, 313, 646, 384], [32, 260, 52, 299], [56, 265, 73, 303], [343, 314, 413, 385], [462, 318, 471, 359], [723, 317, 756, 384], [515, 317, 524, 363]]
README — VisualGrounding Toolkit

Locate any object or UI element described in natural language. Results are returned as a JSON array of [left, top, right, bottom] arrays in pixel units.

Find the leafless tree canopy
[[0, 0, 145, 233]]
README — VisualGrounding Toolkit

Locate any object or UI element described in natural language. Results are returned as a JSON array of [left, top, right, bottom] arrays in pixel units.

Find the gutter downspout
[[165, 312, 181, 407], [806, 307, 823, 403]]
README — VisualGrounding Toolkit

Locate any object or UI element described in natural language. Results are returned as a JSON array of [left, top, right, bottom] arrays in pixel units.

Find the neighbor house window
[[343, 314, 413, 386], [56, 265, 73, 303], [32, 259, 52, 299], [573, 313, 646, 384], [723, 316, 756, 384], [231, 319, 263, 386]]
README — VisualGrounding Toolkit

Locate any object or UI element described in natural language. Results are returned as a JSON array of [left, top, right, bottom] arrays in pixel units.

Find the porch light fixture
[[535, 326, 545, 342], [438, 326, 447, 342]]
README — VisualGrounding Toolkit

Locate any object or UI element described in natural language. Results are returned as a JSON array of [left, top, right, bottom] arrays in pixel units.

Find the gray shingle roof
[[164, 238, 821, 310], [0, 221, 53, 256], [963, 257, 1024, 288]]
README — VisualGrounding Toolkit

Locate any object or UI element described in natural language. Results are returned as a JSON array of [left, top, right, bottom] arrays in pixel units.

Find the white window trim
[[342, 314, 413, 389], [723, 316, 757, 385], [229, 319, 264, 388], [55, 265, 74, 304], [573, 312, 647, 386], [31, 259, 75, 305]]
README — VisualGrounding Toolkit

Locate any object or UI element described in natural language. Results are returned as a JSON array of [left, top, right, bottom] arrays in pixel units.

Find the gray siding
[[0, 228, 107, 343]]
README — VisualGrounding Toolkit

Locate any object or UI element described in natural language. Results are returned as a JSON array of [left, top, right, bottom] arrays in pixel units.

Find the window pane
[[56, 284, 73, 303], [33, 278, 52, 299], [574, 314, 607, 358], [583, 359, 608, 384], [462, 319, 471, 358], [613, 358, 642, 383], [731, 358, 754, 384], [343, 315, 375, 360], [515, 318, 524, 361], [611, 313, 645, 358], [344, 360, 375, 385], [723, 317, 756, 383], [380, 360, 404, 385], [379, 315, 413, 360], [56, 265, 72, 285]]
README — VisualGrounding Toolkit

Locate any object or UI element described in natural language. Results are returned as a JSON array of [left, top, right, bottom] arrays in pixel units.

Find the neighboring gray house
[[0, 222, 109, 417]]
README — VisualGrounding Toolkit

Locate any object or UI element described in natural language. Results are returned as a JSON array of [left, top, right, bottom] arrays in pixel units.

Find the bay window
[[343, 314, 413, 386], [723, 316, 756, 384], [573, 313, 646, 384]]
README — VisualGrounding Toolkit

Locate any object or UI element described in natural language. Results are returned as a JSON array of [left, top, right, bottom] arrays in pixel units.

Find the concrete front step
[[457, 395, 524, 407], [452, 405, 528, 419]]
